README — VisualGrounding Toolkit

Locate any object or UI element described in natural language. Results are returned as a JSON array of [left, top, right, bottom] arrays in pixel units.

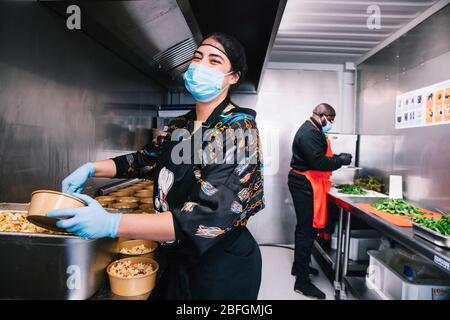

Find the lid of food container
[[27, 215, 68, 233]]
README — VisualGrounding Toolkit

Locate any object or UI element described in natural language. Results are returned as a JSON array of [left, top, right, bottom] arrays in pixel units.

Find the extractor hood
[[40, 0, 286, 93]]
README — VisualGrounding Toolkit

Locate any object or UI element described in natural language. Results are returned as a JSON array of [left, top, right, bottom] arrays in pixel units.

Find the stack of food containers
[[95, 180, 155, 214]]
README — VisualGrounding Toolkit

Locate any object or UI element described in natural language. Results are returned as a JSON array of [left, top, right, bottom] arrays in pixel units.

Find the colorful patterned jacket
[[112, 102, 264, 256]]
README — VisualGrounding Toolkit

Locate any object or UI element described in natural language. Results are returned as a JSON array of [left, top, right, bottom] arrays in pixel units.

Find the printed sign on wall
[[395, 79, 450, 129]]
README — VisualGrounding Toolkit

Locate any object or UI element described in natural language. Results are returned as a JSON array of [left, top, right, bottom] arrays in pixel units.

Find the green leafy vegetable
[[336, 184, 367, 195], [354, 176, 384, 193], [413, 215, 450, 236], [371, 198, 424, 216], [358, 176, 382, 186]]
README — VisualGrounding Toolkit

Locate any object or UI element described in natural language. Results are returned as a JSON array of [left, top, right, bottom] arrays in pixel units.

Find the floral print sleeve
[[111, 115, 190, 179], [172, 115, 264, 255]]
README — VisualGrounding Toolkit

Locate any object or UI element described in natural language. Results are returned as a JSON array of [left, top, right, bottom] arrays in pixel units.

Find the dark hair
[[314, 103, 336, 116], [201, 32, 248, 87]]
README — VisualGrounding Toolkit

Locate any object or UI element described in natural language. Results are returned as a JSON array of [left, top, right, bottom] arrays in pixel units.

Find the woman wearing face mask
[[47, 32, 264, 300], [288, 103, 352, 299]]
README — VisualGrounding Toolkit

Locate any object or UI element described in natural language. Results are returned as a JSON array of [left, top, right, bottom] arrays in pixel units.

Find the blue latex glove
[[46, 194, 122, 238], [62, 162, 95, 194]]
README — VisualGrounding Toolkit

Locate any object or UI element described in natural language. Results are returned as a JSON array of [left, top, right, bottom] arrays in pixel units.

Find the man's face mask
[[183, 64, 233, 102], [321, 117, 333, 134]]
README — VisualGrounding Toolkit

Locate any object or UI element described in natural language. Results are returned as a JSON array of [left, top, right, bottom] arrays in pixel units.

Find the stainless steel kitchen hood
[[40, 0, 286, 93]]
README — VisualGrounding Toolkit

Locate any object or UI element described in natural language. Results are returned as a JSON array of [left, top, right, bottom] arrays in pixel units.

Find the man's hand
[[337, 153, 352, 166]]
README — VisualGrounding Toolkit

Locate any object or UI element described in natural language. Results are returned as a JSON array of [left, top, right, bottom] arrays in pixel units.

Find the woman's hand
[[46, 194, 122, 238], [61, 163, 95, 193]]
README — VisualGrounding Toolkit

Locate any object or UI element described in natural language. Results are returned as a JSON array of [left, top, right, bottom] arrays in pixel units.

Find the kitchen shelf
[[343, 276, 383, 300], [313, 240, 369, 273]]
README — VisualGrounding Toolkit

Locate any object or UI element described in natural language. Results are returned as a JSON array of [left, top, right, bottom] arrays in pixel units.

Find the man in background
[[288, 103, 352, 299]]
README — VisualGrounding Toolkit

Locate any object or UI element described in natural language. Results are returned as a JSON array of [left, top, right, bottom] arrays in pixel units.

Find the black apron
[[149, 98, 262, 300]]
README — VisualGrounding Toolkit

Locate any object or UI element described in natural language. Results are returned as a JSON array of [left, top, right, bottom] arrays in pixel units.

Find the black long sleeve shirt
[[290, 117, 343, 172], [111, 106, 264, 256]]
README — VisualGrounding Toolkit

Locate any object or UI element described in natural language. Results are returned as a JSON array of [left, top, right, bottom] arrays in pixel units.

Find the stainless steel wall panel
[[357, 6, 450, 213], [0, 2, 165, 202]]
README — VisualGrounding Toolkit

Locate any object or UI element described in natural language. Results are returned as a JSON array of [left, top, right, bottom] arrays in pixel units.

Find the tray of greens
[[412, 215, 450, 248], [331, 185, 388, 198], [371, 198, 425, 217], [335, 184, 368, 195], [354, 176, 384, 193]]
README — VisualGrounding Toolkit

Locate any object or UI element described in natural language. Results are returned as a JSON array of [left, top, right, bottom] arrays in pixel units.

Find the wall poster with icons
[[395, 79, 450, 129]]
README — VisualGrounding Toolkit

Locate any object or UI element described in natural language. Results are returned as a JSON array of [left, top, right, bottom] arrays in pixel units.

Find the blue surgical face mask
[[183, 64, 233, 102], [322, 118, 333, 134]]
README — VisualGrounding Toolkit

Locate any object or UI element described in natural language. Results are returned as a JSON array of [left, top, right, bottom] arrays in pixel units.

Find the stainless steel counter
[[327, 191, 450, 300]]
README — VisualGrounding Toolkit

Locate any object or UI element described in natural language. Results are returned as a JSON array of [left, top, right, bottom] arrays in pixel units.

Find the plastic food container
[[331, 166, 361, 185], [331, 229, 381, 261], [107, 257, 159, 297], [366, 248, 450, 300], [118, 240, 158, 259], [27, 190, 87, 232]]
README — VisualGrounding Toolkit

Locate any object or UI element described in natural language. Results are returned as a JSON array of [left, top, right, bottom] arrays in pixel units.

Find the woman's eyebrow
[[208, 53, 224, 61], [193, 50, 203, 56]]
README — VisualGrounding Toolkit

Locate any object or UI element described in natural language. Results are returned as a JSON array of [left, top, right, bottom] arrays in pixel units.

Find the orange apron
[[292, 120, 333, 229]]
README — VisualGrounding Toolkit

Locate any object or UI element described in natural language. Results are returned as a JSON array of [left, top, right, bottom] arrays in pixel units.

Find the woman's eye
[[192, 56, 201, 61], [211, 60, 221, 64]]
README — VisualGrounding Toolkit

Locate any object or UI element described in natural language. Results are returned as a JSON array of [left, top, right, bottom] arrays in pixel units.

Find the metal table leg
[[340, 210, 352, 299], [334, 207, 344, 299], [343, 210, 352, 277]]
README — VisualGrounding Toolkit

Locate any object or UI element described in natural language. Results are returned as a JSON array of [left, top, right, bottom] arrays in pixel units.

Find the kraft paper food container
[[139, 197, 153, 204], [27, 190, 87, 232], [95, 196, 116, 207], [107, 257, 159, 297], [117, 237, 132, 245], [139, 204, 155, 213], [110, 190, 135, 197], [110, 202, 138, 213], [134, 191, 153, 198], [139, 182, 153, 188], [116, 196, 139, 204], [118, 240, 158, 259], [123, 186, 141, 192], [95, 195, 116, 202]]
